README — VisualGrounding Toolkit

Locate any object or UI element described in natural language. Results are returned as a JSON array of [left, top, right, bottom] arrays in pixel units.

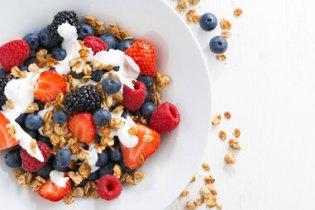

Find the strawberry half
[[125, 39, 157, 77], [0, 112, 18, 151], [38, 178, 71, 202], [34, 71, 66, 102], [67, 112, 96, 144], [120, 123, 160, 169]]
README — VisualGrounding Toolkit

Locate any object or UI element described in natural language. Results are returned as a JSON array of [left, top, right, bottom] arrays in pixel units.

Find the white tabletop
[[168, 0, 315, 209]]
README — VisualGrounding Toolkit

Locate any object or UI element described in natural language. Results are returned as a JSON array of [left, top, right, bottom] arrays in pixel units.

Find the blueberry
[[137, 75, 153, 87], [77, 179, 88, 187], [24, 114, 43, 130], [114, 66, 120, 71], [93, 109, 111, 126], [99, 161, 115, 176], [55, 149, 71, 168], [36, 164, 52, 179], [96, 148, 109, 167], [53, 160, 68, 172], [15, 113, 27, 126], [0, 68, 8, 77], [19, 65, 28, 71], [78, 23, 95, 40], [52, 110, 68, 124], [119, 159, 133, 173], [141, 102, 157, 119], [70, 70, 84, 79], [5, 148, 21, 168], [23, 127, 39, 139], [100, 33, 118, 49], [91, 70, 106, 82], [38, 135, 52, 148], [117, 39, 134, 51], [102, 77, 121, 94], [109, 144, 122, 161], [23, 33, 40, 50], [39, 27, 58, 49], [121, 111, 127, 119], [23, 57, 36, 66], [209, 36, 228, 54], [199, 13, 218, 31], [51, 48, 67, 61], [87, 170, 99, 181], [145, 89, 151, 102], [34, 100, 45, 111]]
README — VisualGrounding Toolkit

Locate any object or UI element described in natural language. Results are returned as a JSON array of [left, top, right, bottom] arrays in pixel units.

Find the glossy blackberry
[[64, 86, 101, 113], [48, 11, 79, 42], [0, 75, 12, 107]]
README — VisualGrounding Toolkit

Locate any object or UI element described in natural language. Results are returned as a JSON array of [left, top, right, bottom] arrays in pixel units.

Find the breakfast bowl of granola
[[0, 0, 211, 209]]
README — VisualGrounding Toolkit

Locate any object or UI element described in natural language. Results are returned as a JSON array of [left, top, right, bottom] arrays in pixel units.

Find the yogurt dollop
[[87, 144, 99, 173], [50, 170, 69, 188]]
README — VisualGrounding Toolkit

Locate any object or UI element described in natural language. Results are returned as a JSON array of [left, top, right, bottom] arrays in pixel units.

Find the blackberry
[[0, 75, 12, 107], [64, 86, 101, 113], [48, 11, 79, 42]]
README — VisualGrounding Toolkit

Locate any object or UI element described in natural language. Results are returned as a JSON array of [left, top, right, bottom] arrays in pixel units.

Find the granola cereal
[[224, 111, 231, 119], [206, 196, 217, 208], [212, 114, 221, 126], [202, 162, 210, 171], [234, 128, 241, 137], [180, 189, 189, 197], [220, 19, 232, 30], [194, 197, 205, 206], [216, 54, 227, 61], [219, 130, 227, 140], [186, 201, 196, 209], [228, 139, 241, 151], [224, 153, 236, 164], [234, 8, 243, 16]]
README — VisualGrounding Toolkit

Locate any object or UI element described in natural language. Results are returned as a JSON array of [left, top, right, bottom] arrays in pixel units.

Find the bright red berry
[[34, 71, 67, 102], [0, 40, 30, 71], [67, 112, 96, 144], [97, 174, 122, 201], [123, 81, 146, 112], [149, 102, 180, 134], [38, 178, 71, 202], [125, 39, 157, 76], [0, 112, 18, 151], [20, 141, 51, 172], [84, 36, 108, 54]]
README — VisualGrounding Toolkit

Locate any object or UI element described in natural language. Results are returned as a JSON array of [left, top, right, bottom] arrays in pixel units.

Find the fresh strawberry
[[0, 112, 18, 151], [120, 123, 160, 169], [34, 71, 66, 102], [38, 178, 71, 202], [150, 102, 180, 133], [97, 175, 122, 201], [0, 40, 30, 71], [20, 141, 51, 172], [123, 81, 146, 112], [83, 36, 108, 54], [125, 39, 157, 76], [67, 112, 96, 144]]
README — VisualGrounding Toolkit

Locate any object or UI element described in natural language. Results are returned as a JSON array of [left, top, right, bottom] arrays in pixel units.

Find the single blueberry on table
[[137, 75, 153, 87], [117, 39, 134, 51], [100, 33, 118, 49], [39, 27, 58, 49], [96, 148, 109, 167], [209, 36, 228, 54], [109, 144, 122, 161], [23, 33, 40, 50], [91, 70, 106, 82], [5, 148, 21, 168], [24, 114, 43, 130], [78, 23, 95, 40], [199, 13, 218, 31], [93, 109, 111, 126], [141, 102, 157, 119], [102, 77, 122, 94], [99, 160, 115, 176], [52, 110, 68, 124], [51, 48, 67, 61]]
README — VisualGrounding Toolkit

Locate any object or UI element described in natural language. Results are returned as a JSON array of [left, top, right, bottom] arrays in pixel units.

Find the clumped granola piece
[[194, 197, 205, 206], [186, 201, 196, 209], [84, 16, 107, 36], [108, 23, 121, 40], [15, 171, 33, 187], [180, 189, 189, 197], [25, 103, 39, 113], [220, 19, 232, 30], [228, 139, 241, 151], [212, 114, 221, 126], [6, 123, 16, 137], [154, 73, 170, 91], [224, 111, 231, 119], [204, 176, 215, 184], [206, 196, 217, 208], [221, 30, 232, 38], [113, 164, 122, 179], [30, 176, 46, 191], [202, 162, 210, 171], [6, 99, 14, 109], [11, 66, 27, 78], [216, 54, 227, 61], [218, 130, 227, 140], [189, 0, 200, 5], [200, 186, 211, 198], [234, 8, 243, 16], [176, 0, 187, 12], [234, 128, 241, 137], [224, 153, 236, 164]]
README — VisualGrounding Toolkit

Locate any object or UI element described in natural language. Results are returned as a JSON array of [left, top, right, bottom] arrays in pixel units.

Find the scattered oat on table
[[234, 8, 243, 16], [216, 54, 227, 62], [186, 201, 196, 209], [181, 189, 189, 197], [212, 114, 221, 126], [234, 128, 241, 137], [219, 130, 227, 140], [220, 19, 232, 30], [202, 162, 210, 171], [224, 153, 236, 164], [224, 112, 231, 119], [229, 139, 241, 151]]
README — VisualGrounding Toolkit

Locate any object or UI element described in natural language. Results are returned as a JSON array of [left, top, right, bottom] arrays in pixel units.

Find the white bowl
[[0, 0, 211, 209]]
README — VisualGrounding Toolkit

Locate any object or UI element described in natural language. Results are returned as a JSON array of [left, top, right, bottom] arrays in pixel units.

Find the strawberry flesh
[[0, 112, 18, 151], [38, 179, 71, 202]]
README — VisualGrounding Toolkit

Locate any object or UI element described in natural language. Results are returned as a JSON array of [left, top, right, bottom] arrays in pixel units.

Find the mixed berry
[[0, 10, 180, 203]]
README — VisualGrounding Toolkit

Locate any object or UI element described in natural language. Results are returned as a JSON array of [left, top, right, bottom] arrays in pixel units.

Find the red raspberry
[[149, 102, 180, 133], [123, 81, 146, 112], [0, 40, 30, 71], [97, 174, 122, 200], [20, 141, 51, 172], [83, 36, 108, 54]]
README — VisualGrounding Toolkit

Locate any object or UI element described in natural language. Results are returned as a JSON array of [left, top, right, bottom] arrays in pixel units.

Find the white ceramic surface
[[0, 0, 211, 209]]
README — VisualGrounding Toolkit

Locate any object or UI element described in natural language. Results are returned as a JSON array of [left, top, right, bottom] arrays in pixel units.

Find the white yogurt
[[87, 144, 99, 173], [50, 170, 69, 188]]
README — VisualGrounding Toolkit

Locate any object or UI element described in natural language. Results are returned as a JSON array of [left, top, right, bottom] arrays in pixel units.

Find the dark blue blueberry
[[100, 33, 118, 49], [15, 113, 27, 126], [93, 109, 111, 126], [96, 148, 109, 167], [36, 164, 52, 179], [51, 48, 67, 61], [87, 170, 99, 181], [209, 36, 228, 54], [141, 102, 157, 119], [52, 110, 68, 124], [91, 70, 106, 82], [70, 70, 84, 79], [117, 39, 134, 51], [99, 161, 115, 176], [145, 89, 151, 102], [39, 27, 58, 49], [5, 148, 21, 168], [109, 144, 122, 161], [121, 111, 127, 119], [19, 65, 28, 71], [53, 160, 68, 172], [55, 149, 71, 168], [199, 13, 218, 31], [137, 75, 153, 87], [119, 159, 133, 173], [38, 135, 52, 148], [77, 179, 88, 187], [78, 23, 95, 40], [102, 77, 121, 94], [114, 66, 120, 71], [34, 100, 45, 111], [23, 127, 39, 139], [23, 33, 40, 50], [24, 114, 43, 130], [0, 68, 8, 77], [23, 57, 36, 66]]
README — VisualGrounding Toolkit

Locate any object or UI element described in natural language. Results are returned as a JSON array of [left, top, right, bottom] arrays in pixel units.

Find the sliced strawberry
[[34, 71, 66, 102], [0, 112, 18, 151], [67, 112, 96, 144], [38, 178, 71, 202], [120, 123, 160, 169]]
